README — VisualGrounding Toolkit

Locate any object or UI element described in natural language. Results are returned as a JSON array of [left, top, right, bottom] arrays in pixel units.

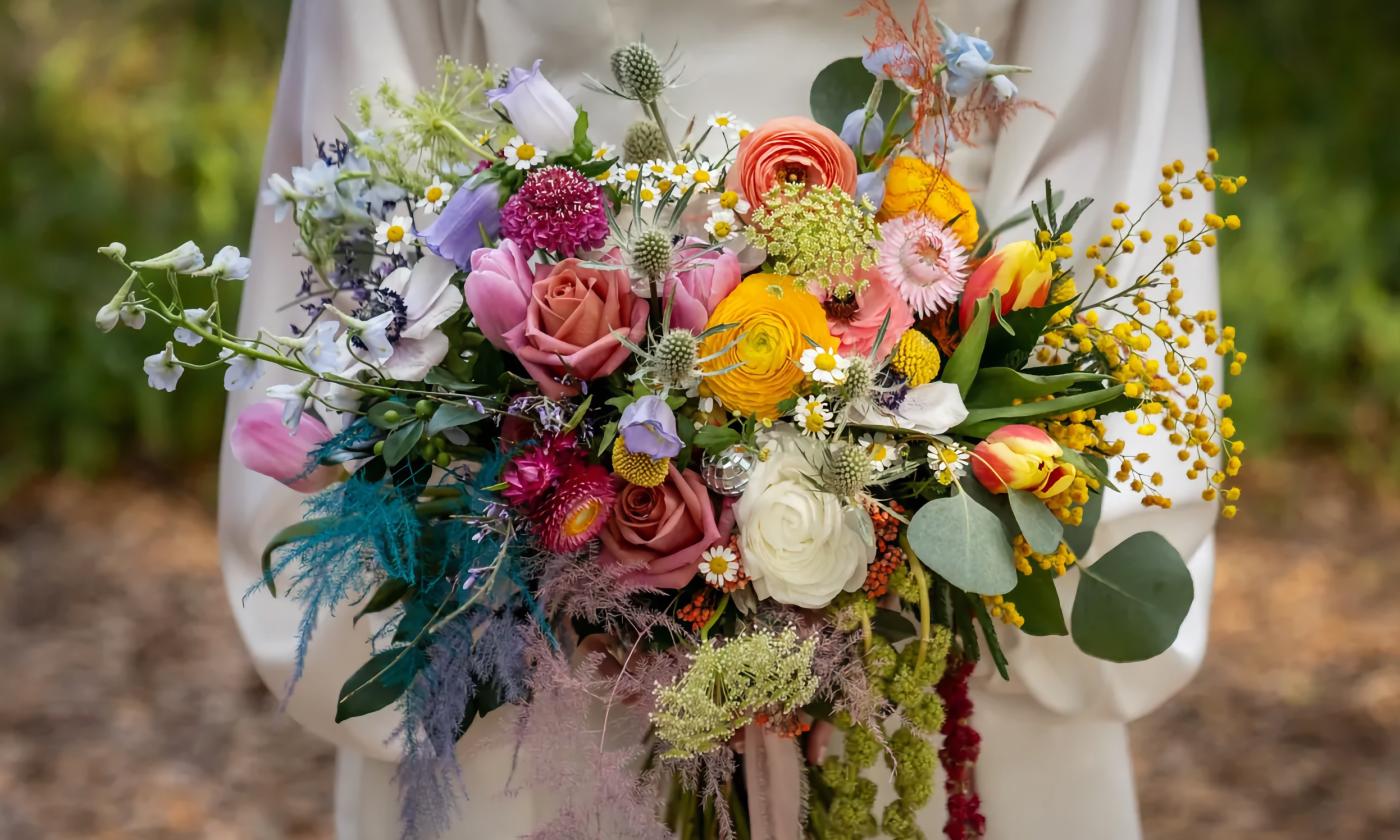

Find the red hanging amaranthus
[[936, 658, 985, 839]]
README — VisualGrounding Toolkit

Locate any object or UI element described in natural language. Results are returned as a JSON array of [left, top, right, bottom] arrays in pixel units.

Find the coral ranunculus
[[598, 466, 723, 590], [878, 156, 979, 250], [824, 267, 914, 362], [957, 239, 1055, 332], [725, 116, 857, 209], [508, 256, 649, 399], [699, 274, 837, 419]]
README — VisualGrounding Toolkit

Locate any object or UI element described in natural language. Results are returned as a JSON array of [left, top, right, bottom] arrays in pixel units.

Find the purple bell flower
[[420, 180, 501, 270], [619, 395, 683, 460]]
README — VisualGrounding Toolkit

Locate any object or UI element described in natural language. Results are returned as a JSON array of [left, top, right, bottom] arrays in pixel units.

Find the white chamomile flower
[[794, 395, 834, 438], [704, 209, 740, 241], [666, 160, 692, 182], [474, 129, 495, 148], [861, 433, 899, 472], [734, 121, 754, 140], [637, 184, 662, 208], [416, 181, 452, 213], [699, 544, 740, 587], [930, 441, 970, 485], [591, 165, 616, 187], [503, 135, 547, 170], [173, 308, 209, 346], [613, 162, 644, 188], [799, 346, 851, 385], [591, 143, 617, 161], [643, 159, 670, 179], [707, 112, 738, 131], [710, 190, 751, 215], [374, 215, 414, 255], [142, 342, 183, 392], [685, 164, 719, 192]]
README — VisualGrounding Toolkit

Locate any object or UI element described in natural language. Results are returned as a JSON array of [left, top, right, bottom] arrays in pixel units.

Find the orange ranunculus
[[878, 156, 979, 249], [957, 239, 1055, 331], [724, 116, 857, 210]]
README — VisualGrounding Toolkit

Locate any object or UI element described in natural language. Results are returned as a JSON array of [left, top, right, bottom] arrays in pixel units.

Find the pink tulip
[[663, 241, 743, 334], [464, 239, 534, 350], [958, 240, 1055, 331], [970, 423, 1076, 498], [230, 400, 340, 492]]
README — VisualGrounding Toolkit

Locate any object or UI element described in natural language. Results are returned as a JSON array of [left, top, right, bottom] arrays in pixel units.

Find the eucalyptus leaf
[[1008, 489, 1064, 554], [1006, 567, 1067, 636], [808, 57, 905, 134], [1071, 531, 1194, 662], [335, 646, 424, 723], [906, 490, 1018, 596], [382, 419, 424, 466], [427, 402, 486, 437]]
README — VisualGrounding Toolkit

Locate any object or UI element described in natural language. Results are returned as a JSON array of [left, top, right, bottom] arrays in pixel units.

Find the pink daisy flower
[[535, 464, 617, 554], [500, 165, 609, 257], [876, 214, 971, 317]]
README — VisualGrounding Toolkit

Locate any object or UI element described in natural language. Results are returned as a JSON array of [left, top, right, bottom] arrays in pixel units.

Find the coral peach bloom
[[598, 466, 722, 590], [699, 274, 837, 419], [971, 424, 1077, 498], [725, 116, 857, 209], [824, 267, 914, 362], [878, 156, 979, 249], [506, 256, 649, 399], [957, 239, 1055, 332]]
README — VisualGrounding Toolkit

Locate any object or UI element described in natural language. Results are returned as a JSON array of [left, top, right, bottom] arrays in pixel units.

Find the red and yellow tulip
[[958, 240, 1055, 331], [970, 424, 1077, 499]]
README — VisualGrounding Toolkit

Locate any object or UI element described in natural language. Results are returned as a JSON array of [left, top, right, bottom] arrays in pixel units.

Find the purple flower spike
[[619, 395, 683, 460]]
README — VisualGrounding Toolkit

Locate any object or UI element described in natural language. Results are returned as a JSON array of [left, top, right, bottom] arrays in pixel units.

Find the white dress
[[219, 1, 1219, 837]]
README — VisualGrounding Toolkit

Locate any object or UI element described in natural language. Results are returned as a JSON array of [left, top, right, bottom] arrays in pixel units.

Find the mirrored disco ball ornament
[[701, 443, 758, 496]]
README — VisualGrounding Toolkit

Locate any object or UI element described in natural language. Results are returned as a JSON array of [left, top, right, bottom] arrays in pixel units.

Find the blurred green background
[[2, 0, 1397, 492]]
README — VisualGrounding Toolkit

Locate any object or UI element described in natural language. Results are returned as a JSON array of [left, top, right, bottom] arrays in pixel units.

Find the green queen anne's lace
[[651, 627, 819, 758], [745, 183, 881, 293]]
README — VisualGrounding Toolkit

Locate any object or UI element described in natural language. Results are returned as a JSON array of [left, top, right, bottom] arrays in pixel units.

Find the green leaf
[[1058, 448, 1115, 491], [367, 400, 413, 430], [970, 595, 1010, 680], [1062, 485, 1105, 559], [422, 368, 485, 391], [259, 517, 336, 598], [382, 419, 424, 466], [335, 646, 423, 723], [1007, 568, 1068, 636], [871, 608, 918, 643], [692, 425, 740, 453], [570, 109, 592, 159], [1071, 532, 1194, 662], [1056, 197, 1094, 237], [963, 367, 1110, 409], [808, 57, 905, 134], [952, 385, 1127, 438], [906, 489, 1018, 595], [426, 402, 486, 437], [563, 395, 592, 432], [596, 420, 618, 457], [980, 300, 1069, 365], [353, 578, 411, 624], [1008, 489, 1064, 554], [576, 157, 615, 178], [942, 296, 993, 398]]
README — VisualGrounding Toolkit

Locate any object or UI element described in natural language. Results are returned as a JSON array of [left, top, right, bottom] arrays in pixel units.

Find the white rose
[[735, 428, 876, 608]]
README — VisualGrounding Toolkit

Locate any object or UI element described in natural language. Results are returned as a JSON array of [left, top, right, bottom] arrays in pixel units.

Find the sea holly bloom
[[970, 424, 1078, 498], [487, 60, 578, 152], [503, 135, 547, 170], [374, 215, 413, 255], [957, 239, 1055, 331], [142, 342, 183, 392], [799, 345, 851, 385], [415, 181, 452, 213], [620, 395, 683, 459], [229, 400, 340, 493]]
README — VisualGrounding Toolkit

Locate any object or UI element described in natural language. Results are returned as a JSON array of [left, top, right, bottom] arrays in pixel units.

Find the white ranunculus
[[735, 428, 875, 608]]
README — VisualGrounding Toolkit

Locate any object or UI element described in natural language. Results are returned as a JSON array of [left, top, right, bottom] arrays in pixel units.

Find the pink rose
[[508, 256, 648, 398], [229, 400, 340, 493], [465, 239, 534, 350], [825, 267, 914, 361], [598, 466, 723, 589], [664, 240, 743, 334]]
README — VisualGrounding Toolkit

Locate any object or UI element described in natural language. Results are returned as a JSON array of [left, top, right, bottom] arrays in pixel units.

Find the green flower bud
[[623, 120, 669, 163], [610, 42, 666, 101]]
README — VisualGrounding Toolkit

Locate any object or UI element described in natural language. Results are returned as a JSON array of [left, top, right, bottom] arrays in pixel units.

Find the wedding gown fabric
[[218, 1, 1219, 837]]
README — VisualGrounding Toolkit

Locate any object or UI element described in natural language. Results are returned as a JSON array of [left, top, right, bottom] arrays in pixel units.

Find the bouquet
[[94, 3, 1247, 838]]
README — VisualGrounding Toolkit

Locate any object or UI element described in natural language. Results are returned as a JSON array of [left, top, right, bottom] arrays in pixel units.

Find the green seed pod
[[622, 120, 669, 164], [609, 42, 666, 102]]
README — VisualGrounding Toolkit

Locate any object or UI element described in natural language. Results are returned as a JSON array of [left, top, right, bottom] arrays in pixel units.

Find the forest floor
[[0, 457, 1396, 838]]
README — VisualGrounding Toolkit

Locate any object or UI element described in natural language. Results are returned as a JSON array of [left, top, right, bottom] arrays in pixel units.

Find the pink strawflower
[[502, 434, 580, 508], [535, 464, 617, 554], [876, 213, 971, 317], [500, 165, 609, 256]]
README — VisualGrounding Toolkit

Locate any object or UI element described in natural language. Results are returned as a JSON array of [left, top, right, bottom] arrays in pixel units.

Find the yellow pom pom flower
[[878, 156, 979, 249], [890, 329, 941, 386], [611, 437, 670, 487], [699, 274, 836, 419]]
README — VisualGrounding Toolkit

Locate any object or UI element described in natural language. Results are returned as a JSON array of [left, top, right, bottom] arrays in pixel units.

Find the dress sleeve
[[969, 0, 1220, 722], [217, 0, 480, 761]]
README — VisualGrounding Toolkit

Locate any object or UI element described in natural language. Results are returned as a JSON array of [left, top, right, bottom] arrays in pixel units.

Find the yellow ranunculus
[[878, 156, 979, 250], [700, 274, 836, 419]]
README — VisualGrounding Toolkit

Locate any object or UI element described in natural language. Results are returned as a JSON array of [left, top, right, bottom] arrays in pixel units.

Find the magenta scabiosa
[[499, 165, 609, 256]]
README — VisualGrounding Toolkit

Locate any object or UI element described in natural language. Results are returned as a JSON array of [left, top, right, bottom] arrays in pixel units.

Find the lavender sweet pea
[[421, 179, 501, 270], [619, 395, 683, 459], [487, 60, 578, 152], [839, 109, 884, 156]]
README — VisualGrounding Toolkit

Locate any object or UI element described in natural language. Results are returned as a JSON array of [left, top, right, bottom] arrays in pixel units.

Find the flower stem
[[699, 592, 729, 641], [900, 532, 932, 669]]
